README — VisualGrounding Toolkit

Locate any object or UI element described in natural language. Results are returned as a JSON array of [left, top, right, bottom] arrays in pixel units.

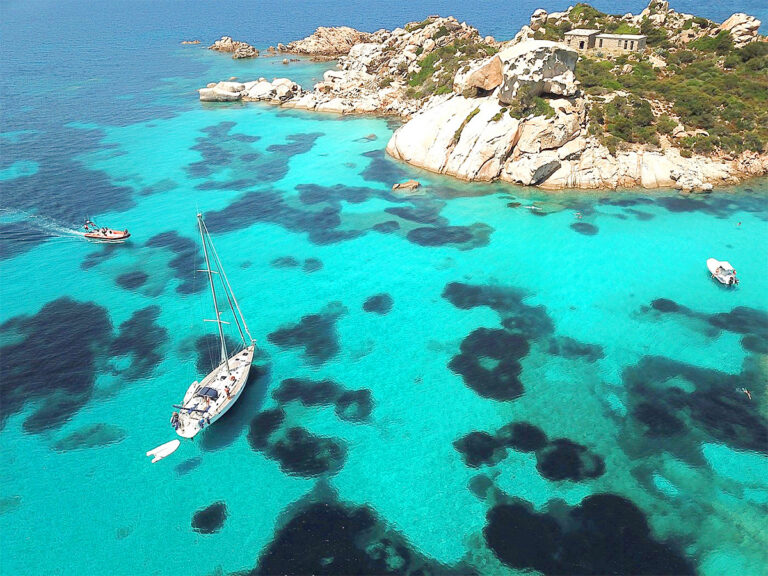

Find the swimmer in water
[[740, 388, 752, 400]]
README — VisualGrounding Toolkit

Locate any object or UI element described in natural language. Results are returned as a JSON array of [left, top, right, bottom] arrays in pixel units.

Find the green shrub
[[569, 3, 605, 23], [669, 50, 696, 65], [656, 114, 677, 135], [612, 23, 640, 34], [640, 17, 669, 47], [453, 107, 480, 144], [745, 56, 768, 71], [680, 148, 693, 158], [576, 58, 621, 92], [596, 95, 655, 144], [433, 26, 449, 40], [405, 18, 433, 33], [723, 53, 740, 69], [603, 134, 620, 155], [407, 37, 497, 97], [532, 97, 555, 118], [690, 31, 733, 55], [738, 42, 768, 62], [692, 16, 711, 28]]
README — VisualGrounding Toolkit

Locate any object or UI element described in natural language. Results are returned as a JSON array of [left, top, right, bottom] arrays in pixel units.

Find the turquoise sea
[[1, 1, 767, 575]]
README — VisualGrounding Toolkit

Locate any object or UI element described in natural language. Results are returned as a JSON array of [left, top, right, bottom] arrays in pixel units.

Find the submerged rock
[[391, 179, 420, 191], [191, 502, 227, 534]]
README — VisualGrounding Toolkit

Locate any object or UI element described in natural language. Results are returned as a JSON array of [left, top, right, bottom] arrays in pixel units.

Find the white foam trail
[[0, 208, 87, 238]]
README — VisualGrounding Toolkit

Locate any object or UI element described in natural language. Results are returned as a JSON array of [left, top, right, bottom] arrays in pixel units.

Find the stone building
[[595, 33, 647, 53], [563, 28, 647, 53], [563, 29, 599, 50]]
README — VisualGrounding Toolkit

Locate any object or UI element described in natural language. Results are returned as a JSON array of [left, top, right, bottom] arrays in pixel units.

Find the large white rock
[[316, 97, 353, 114], [453, 56, 504, 94], [198, 81, 245, 102], [503, 152, 561, 185], [282, 92, 319, 110], [719, 13, 761, 47], [215, 81, 245, 92], [246, 80, 275, 100], [515, 112, 581, 154], [342, 42, 382, 72], [443, 99, 521, 180], [387, 95, 521, 180], [497, 40, 578, 104]]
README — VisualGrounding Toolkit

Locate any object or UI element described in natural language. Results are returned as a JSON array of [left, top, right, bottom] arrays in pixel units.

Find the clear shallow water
[[1, 2, 768, 575]]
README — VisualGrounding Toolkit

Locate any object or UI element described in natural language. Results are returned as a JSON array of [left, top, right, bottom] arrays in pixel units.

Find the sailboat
[[171, 213, 256, 439]]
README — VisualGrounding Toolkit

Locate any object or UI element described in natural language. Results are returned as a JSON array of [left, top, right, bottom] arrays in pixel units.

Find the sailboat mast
[[201, 218, 254, 345], [198, 213, 230, 373]]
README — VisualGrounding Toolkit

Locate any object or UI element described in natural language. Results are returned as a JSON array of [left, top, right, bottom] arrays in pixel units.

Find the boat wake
[[0, 208, 88, 239]]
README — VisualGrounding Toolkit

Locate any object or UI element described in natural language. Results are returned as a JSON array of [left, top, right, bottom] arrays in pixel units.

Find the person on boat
[[224, 386, 231, 399], [170, 411, 180, 430]]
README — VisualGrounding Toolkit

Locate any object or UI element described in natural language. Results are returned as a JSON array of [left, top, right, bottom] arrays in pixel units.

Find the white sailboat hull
[[175, 344, 255, 438]]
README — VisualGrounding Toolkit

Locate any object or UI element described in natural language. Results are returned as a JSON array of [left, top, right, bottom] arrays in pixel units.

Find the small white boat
[[171, 213, 256, 439], [707, 258, 738, 286], [83, 219, 130, 242], [146, 439, 180, 463]]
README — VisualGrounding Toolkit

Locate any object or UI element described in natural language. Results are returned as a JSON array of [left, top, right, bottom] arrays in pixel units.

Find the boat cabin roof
[[196, 386, 219, 400]]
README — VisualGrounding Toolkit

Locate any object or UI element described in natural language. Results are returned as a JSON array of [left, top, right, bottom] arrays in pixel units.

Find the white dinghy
[[707, 258, 739, 286], [172, 213, 256, 439]]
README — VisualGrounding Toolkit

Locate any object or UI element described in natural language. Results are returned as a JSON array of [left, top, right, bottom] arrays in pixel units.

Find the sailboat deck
[[176, 345, 254, 438]]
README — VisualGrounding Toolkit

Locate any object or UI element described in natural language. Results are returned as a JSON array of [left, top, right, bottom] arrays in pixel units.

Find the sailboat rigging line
[[201, 218, 254, 345], [219, 274, 245, 343], [198, 213, 230, 374]]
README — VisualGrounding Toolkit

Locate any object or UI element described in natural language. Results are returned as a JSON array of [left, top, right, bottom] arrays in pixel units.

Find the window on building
[[630, 41, 634, 50], [599, 38, 603, 48], [579, 40, 584, 49], [624, 40, 628, 49]]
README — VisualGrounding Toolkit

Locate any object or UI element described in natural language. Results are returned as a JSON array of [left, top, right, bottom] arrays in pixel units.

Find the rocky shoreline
[[197, 3, 767, 192]]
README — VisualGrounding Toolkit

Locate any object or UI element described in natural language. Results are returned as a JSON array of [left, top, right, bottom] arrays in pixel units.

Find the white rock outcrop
[[497, 40, 578, 103], [198, 8, 767, 191], [718, 13, 762, 47], [198, 81, 246, 102], [281, 26, 374, 56], [387, 94, 522, 181], [453, 56, 504, 94], [208, 36, 259, 59]]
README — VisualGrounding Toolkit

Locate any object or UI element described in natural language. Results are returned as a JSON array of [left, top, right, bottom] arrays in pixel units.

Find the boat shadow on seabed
[[197, 356, 272, 453]]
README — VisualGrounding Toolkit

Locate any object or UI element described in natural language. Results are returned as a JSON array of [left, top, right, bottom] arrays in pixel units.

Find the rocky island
[[198, 1, 767, 192]]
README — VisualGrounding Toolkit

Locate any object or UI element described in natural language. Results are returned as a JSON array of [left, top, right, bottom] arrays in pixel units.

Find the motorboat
[[171, 213, 256, 439], [83, 219, 130, 241], [707, 258, 738, 286]]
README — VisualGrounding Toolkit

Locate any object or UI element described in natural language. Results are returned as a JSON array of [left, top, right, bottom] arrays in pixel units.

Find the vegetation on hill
[[580, 42, 768, 155], [406, 38, 498, 99], [538, 3, 768, 155]]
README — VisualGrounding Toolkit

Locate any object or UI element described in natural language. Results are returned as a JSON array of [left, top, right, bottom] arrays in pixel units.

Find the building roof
[[564, 29, 600, 36], [596, 33, 647, 40]]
